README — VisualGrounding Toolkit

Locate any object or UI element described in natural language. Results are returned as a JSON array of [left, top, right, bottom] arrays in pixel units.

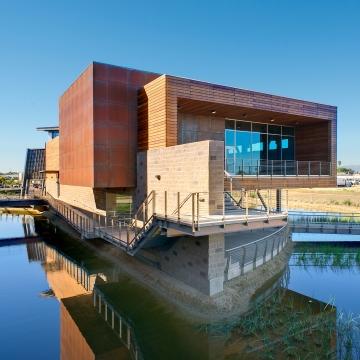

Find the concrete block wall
[[45, 183, 107, 215], [147, 233, 226, 296], [45, 137, 60, 171], [136, 140, 224, 217]]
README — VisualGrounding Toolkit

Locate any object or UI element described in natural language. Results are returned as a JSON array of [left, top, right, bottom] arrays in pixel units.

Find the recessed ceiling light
[[211, 110, 216, 114], [270, 118, 275, 122]]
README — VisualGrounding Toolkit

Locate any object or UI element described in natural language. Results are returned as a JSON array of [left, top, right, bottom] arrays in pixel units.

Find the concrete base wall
[[45, 181, 107, 215], [143, 233, 226, 296]]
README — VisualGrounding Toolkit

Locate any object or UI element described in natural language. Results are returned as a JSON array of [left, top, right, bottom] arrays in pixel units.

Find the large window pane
[[282, 136, 294, 160], [235, 131, 252, 174], [225, 119, 235, 130], [268, 124, 281, 135], [236, 120, 251, 131], [268, 135, 281, 160], [225, 129, 235, 173], [252, 132, 268, 161], [282, 126, 295, 136], [252, 122, 267, 133]]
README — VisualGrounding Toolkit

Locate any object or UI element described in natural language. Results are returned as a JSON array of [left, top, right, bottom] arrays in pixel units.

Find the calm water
[[0, 213, 359, 359]]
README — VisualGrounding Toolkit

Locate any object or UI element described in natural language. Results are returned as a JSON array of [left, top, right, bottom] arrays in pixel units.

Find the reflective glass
[[282, 126, 295, 136], [224, 121, 295, 175], [252, 122, 267, 133], [225, 120, 235, 130], [268, 124, 281, 135], [236, 121, 251, 131], [252, 132, 267, 161], [225, 129, 235, 173], [235, 131, 252, 174], [282, 136, 294, 160], [268, 135, 282, 160]]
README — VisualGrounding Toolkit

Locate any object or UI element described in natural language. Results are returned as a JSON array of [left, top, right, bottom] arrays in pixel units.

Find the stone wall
[[136, 140, 224, 216], [45, 183, 107, 215], [145, 233, 226, 296], [45, 137, 59, 171]]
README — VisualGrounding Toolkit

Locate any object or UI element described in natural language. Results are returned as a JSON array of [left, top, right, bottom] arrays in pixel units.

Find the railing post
[[242, 159, 244, 179], [319, 161, 322, 176], [308, 161, 311, 177], [191, 193, 195, 232], [142, 202, 145, 225], [253, 243, 258, 269], [271, 160, 274, 177], [245, 190, 248, 221], [196, 192, 200, 230], [284, 160, 287, 176], [177, 192, 180, 222], [257, 160, 259, 178], [267, 189, 270, 217], [164, 191, 167, 220], [152, 190, 156, 215], [127, 327, 131, 349], [296, 161, 299, 176]]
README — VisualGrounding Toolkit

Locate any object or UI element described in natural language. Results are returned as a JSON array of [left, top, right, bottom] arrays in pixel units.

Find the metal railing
[[46, 191, 288, 254], [225, 160, 332, 177], [225, 225, 290, 280], [93, 287, 142, 360], [289, 211, 360, 226]]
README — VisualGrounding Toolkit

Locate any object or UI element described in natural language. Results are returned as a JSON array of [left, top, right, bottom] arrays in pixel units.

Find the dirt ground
[[288, 186, 360, 213]]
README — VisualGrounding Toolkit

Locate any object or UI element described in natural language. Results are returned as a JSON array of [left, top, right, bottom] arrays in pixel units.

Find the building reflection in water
[[0, 213, 37, 239], [25, 236, 337, 360]]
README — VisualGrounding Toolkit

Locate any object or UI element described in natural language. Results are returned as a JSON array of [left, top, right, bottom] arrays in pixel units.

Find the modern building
[[40, 62, 336, 294], [44, 61, 336, 214]]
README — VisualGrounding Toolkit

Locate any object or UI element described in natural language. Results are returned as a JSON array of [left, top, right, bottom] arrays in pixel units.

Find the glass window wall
[[225, 120, 295, 175]]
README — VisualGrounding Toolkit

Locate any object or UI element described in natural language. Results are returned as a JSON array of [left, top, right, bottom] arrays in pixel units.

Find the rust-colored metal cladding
[[59, 62, 159, 188], [59, 64, 94, 187]]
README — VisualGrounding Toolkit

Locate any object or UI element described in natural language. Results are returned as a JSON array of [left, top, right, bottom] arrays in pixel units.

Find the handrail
[[130, 190, 155, 228], [225, 160, 332, 177], [224, 191, 243, 208], [126, 191, 156, 249], [171, 193, 192, 215], [226, 224, 288, 252]]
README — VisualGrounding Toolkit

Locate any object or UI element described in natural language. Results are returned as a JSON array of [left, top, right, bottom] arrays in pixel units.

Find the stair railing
[[126, 191, 156, 250], [224, 191, 243, 208]]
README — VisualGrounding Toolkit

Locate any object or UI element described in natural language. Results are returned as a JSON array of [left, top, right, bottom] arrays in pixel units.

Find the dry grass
[[288, 186, 360, 213]]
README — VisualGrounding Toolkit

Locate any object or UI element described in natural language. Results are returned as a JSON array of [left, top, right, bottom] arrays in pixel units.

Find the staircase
[[224, 192, 244, 215]]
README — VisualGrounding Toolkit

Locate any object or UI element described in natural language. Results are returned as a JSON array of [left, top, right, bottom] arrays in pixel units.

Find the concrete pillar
[[208, 233, 226, 296]]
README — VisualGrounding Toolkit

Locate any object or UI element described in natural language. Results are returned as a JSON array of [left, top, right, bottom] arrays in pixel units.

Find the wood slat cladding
[[138, 74, 337, 189], [139, 75, 336, 150]]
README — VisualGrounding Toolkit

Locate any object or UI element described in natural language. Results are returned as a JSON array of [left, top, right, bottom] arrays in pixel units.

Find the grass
[[204, 288, 360, 359], [288, 186, 360, 213]]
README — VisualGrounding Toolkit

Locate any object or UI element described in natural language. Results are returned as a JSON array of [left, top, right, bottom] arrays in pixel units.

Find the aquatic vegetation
[[292, 244, 360, 270]]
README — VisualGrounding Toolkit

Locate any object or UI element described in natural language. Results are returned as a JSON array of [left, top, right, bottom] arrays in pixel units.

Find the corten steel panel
[[60, 62, 159, 188], [92, 63, 159, 188], [139, 74, 337, 188], [60, 64, 94, 187]]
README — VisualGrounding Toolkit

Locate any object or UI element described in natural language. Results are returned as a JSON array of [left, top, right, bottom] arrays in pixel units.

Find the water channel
[[0, 213, 359, 359]]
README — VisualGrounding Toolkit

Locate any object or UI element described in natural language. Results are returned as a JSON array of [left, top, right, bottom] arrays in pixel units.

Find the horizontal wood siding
[[138, 74, 337, 189]]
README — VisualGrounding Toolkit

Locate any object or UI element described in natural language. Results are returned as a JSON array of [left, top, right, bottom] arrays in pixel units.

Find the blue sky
[[0, 0, 359, 171]]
